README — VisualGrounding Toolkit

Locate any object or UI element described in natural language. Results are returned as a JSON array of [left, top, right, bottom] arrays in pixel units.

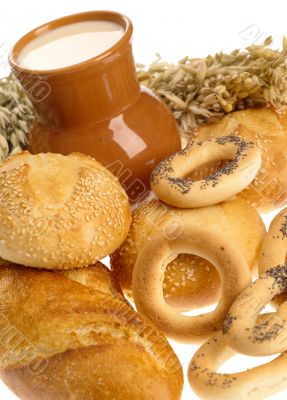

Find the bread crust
[[0, 151, 131, 269], [0, 263, 183, 399], [1, 344, 182, 400]]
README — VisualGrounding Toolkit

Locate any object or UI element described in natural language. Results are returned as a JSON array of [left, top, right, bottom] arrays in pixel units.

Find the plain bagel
[[150, 135, 261, 208], [132, 224, 251, 342], [111, 197, 265, 310]]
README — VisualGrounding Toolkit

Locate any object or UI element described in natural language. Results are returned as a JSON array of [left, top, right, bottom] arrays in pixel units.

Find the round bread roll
[[111, 197, 265, 310], [0, 263, 183, 400], [190, 108, 287, 212], [0, 151, 131, 269]]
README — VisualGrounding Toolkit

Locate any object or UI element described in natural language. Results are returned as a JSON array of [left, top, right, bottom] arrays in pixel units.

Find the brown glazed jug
[[9, 11, 181, 202]]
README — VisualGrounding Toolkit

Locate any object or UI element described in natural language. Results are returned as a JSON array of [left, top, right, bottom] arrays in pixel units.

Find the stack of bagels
[[111, 107, 287, 400], [1, 107, 287, 400], [188, 208, 287, 400], [113, 133, 265, 342]]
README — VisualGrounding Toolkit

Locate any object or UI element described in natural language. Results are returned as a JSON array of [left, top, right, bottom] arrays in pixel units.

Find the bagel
[[223, 264, 287, 356], [188, 329, 287, 400], [191, 107, 287, 212], [0, 151, 131, 269], [259, 207, 287, 306], [150, 135, 261, 208], [132, 224, 251, 342], [111, 197, 265, 310]]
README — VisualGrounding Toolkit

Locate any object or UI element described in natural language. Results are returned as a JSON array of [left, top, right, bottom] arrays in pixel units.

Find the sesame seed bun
[[111, 197, 265, 310], [0, 151, 131, 269], [190, 108, 287, 213]]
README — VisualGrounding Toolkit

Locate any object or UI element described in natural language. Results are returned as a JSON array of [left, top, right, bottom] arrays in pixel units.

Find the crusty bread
[[190, 108, 287, 212], [0, 263, 183, 400], [59, 262, 123, 297], [111, 197, 265, 310], [0, 151, 131, 269]]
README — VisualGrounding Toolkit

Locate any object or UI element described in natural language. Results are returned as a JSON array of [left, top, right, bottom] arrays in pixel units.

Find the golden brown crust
[[191, 108, 287, 212], [59, 262, 123, 297], [0, 258, 122, 296], [1, 344, 182, 400], [111, 197, 265, 310], [0, 264, 183, 399], [0, 151, 131, 269]]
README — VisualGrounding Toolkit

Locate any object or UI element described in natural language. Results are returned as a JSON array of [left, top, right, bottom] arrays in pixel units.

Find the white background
[[0, 0, 286, 399]]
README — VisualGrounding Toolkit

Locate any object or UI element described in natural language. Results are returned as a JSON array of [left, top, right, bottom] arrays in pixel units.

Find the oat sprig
[[0, 74, 35, 161], [137, 36, 287, 141]]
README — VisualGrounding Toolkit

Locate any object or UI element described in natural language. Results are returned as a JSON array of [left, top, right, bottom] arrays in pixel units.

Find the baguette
[[0, 263, 183, 400]]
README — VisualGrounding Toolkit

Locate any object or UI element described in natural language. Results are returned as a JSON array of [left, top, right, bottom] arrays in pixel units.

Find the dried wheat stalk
[[137, 36, 287, 142], [0, 74, 35, 161]]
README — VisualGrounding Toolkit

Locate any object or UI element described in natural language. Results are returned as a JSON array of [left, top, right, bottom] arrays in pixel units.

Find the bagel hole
[[185, 159, 231, 181], [163, 253, 221, 312], [180, 303, 217, 316], [218, 352, 280, 374]]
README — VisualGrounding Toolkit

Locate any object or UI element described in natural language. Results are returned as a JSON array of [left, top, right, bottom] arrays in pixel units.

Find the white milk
[[18, 20, 124, 70]]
